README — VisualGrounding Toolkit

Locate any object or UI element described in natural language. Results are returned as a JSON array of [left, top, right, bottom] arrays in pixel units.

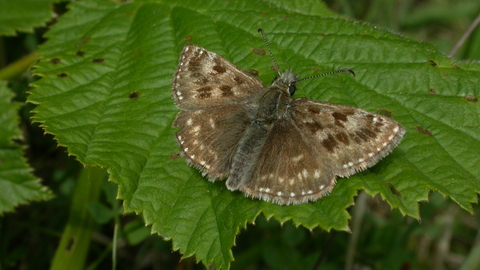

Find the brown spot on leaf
[[428, 59, 437, 67], [183, 35, 192, 42], [128, 91, 140, 100], [92, 58, 105, 63], [376, 109, 392, 118], [76, 50, 86, 57], [247, 69, 259, 76], [464, 95, 478, 103], [429, 88, 437, 95], [387, 183, 402, 200], [252, 48, 266, 55], [57, 72, 68, 78], [415, 126, 433, 136], [50, 58, 61, 64], [170, 153, 181, 159], [321, 134, 338, 152], [77, 37, 91, 46]]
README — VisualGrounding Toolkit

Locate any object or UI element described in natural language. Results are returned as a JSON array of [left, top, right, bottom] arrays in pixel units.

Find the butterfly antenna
[[258, 29, 280, 72], [295, 68, 355, 83]]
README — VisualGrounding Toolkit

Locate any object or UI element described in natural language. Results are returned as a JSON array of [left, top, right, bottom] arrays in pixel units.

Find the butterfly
[[171, 30, 405, 205]]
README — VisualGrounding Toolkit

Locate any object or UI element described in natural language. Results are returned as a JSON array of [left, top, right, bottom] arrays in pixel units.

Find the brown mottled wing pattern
[[172, 44, 264, 110], [172, 44, 264, 180], [291, 98, 405, 177], [227, 98, 404, 205], [173, 105, 250, 180], [228, 119, 337, 205]]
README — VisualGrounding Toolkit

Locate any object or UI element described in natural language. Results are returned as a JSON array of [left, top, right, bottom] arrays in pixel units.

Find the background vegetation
[[1, 0, 479, 269]]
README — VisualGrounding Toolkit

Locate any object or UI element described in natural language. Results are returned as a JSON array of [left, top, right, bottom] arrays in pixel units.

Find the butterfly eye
[[288, 83, 297, 96]]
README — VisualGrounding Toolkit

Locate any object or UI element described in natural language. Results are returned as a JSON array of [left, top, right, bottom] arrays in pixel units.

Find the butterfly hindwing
[[173, 105, 251, 180]]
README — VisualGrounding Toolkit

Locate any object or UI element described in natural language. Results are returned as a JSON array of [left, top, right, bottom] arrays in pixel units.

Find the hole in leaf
[[247, 69, 259, 77], [77, 37, 91, 46], [92, 58, 105, 63], [386, 183, 402, 200], [128, 91, 140, 100], [50, 58, 61, 64], [66, 237, 75, 252], [376, 109, 392, 117], [464, 95, 478, 103], [415, 126, 433, 136]]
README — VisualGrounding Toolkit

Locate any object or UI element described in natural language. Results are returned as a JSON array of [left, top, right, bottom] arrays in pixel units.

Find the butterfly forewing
[[172, 44, 264, 110], [291, 98, 405, 177]]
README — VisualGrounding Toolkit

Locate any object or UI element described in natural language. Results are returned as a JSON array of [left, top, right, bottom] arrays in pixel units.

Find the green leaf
[[28, 0, 480, 268], [0, 0, 57, 36], [0, 81, 52, 215]]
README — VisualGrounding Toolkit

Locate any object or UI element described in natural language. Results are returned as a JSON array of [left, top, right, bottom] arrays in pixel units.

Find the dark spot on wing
[[332, 112, 348, 122], [220, 85, 234, 97], [304, 122, 323, 133], [196, 86, 212, 99], [335, 131, 349, 145], [321, 134, 338, 152], [213, 65, 226, 73], [354, 128, 377, 143], [308, 106, 320, 114], [234, 76, 244, 85], [361, 128, 378, 139]]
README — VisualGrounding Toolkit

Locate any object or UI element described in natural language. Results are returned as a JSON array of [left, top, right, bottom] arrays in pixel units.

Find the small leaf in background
[[0, 81, 52, 215], [0, 0, 57, 36]]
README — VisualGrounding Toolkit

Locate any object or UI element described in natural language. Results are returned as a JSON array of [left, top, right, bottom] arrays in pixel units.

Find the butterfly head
[[273, 69, 299, 96]]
